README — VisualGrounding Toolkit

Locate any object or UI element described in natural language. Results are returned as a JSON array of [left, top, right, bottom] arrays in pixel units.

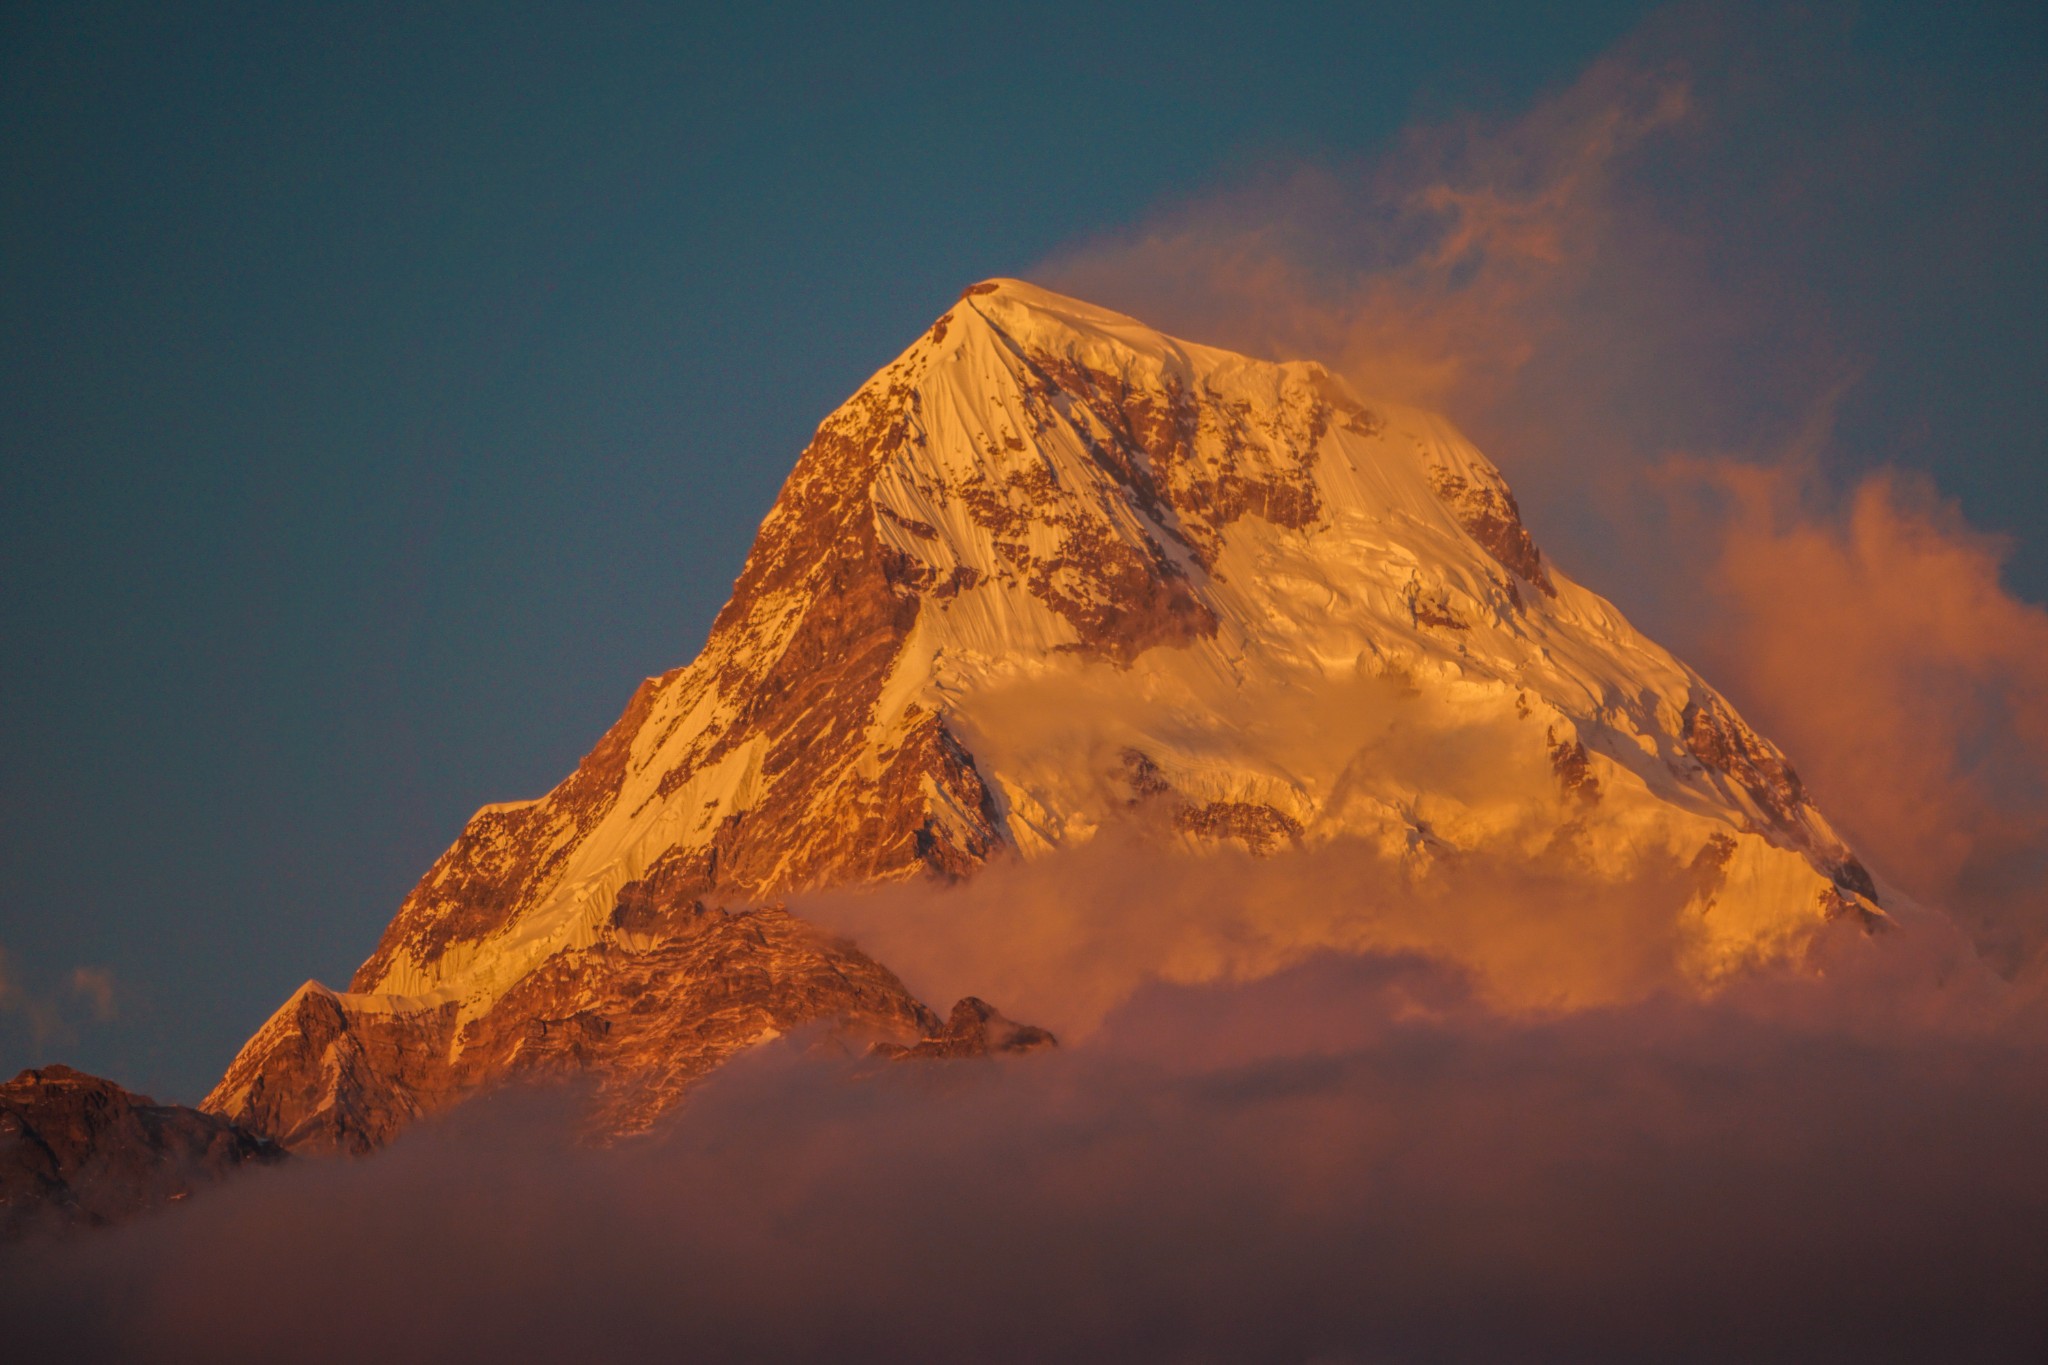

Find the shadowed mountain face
[[1, 1066, 283, 1239], [204, 280, 1879, 1154]]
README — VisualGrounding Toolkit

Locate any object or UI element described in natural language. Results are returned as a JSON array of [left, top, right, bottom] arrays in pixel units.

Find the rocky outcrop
[[210, 886, 975, 1152], [2, 1065, 282, 1239], [1426, 463, 1556, 597], [877, 997, 1058, 1061], [1174, 800, 1306, 857]]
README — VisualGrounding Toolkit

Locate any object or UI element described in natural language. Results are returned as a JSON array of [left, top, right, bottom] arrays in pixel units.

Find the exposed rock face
[[209, 279, 1881, 1153], [2, 1066, 282, 1239], [877, 997, 1058, 1061], [1426, 463, 1556, 597], [1174, 800, 1306, 856], [210, 891, 952, 1152]]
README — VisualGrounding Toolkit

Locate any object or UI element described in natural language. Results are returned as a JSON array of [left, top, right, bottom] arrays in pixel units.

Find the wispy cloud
[[1040, 36, 1690, 415], [1036, 3, 2048, 967], [68, 966, 119, 1024], [0, 945, 65, 1052], [0, 944, 120, 1057], [1657, 457, 2048, 970]]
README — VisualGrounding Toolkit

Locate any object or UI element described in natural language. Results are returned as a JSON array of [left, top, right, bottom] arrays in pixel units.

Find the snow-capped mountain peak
[[206, 279, 1880, 1150]]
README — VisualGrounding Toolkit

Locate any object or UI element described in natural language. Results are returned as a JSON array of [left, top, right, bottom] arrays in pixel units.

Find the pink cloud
[[1035, 6, 2047, 968], [6, 927, 2041, 1362], [1657, 459, 2048, 969]]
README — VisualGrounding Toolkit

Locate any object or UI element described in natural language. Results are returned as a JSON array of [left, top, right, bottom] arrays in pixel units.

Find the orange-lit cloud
[[1658, 459, 2048, 970], [797, 832, 1700, 1040], [1035, 9, 2048, 969], [1041, 48, 1688, 414], [7, 936, 2041, 1362]]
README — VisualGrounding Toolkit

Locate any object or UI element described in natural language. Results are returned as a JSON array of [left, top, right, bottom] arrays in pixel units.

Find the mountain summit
[[206, 280, 1882, 1151]]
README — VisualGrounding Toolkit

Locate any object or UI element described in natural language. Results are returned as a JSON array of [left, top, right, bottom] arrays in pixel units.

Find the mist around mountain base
[[6, 852, 2044, 1364]]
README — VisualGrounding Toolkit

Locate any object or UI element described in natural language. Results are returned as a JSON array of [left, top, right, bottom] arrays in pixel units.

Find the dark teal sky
[[3, 1, 2042, 1099]]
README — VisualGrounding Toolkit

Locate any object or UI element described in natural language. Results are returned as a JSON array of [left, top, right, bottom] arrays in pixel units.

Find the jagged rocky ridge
[[215, 903, 1049, 1154], [206, 280, 1883, 1152]]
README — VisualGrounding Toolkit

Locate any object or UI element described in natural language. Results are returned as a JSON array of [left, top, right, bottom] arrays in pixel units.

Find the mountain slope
[[2, 1066, 283, 1238], [206, 280, 1881, 1151]]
